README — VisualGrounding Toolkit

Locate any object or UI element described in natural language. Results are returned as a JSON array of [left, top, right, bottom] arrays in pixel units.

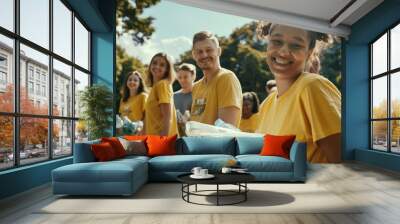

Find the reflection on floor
[[0, 162, 400, 224]]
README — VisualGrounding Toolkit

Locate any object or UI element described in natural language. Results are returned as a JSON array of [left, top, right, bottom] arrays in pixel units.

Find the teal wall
[[0, 0, 116, 200], [344, 0, 400, 171]]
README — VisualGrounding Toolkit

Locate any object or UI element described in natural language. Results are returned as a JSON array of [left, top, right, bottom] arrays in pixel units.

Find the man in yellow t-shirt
[[256, 73, 341, 163], [190, 31, 242, 127]]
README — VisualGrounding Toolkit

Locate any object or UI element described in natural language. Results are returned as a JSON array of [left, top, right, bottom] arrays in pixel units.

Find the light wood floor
[[1, 162, 400, 224]]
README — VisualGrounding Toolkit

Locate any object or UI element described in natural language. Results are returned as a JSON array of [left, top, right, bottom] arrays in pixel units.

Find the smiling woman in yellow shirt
[[119, 71, 147, 122], [239, 92, 260, 133], [144, 53, 178, 136], [256, 22, 341, 163]]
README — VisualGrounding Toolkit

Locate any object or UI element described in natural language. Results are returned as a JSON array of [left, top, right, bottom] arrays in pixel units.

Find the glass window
[[20, 0, 49, 49], [391, 72, 400, 118], [372, 121, 388, 151], [19, 117, 49, 165], [20, 44, 49, 115], [391, 120, 400, 153], [0, 0, 14, 32], [0, 0, 91, 170], [35, 70, 41, 81], [53, 119, 72, 158], [371, 24, 400, 154], [0, 35, 14, 113], [372, 33, 387, 76], [0, 54, 7, 67], [53, 0, 72, 60], [36, 84, 40, 95], [391, 24, 400, 70], [75, 120, 88, 143], [53, 59, 72, 116], [74, 18, 89, 70], [0, 71, 7, 85], [74, 69, 89, 118], [372, 76, 387, 119], [28, 67, 34, 80], [0, 116, 14, 170], [28, 81, 34, 94], [42, 85, 46, 96]]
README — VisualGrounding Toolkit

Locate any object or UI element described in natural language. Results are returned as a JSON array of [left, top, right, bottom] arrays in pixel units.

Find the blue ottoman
[[52, 156, 148, 196]]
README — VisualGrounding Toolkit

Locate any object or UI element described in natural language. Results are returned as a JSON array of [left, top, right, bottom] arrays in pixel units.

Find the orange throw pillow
[[91, 142, 117, 161], [101, 137, 126, 158], [146, 135, 177, 157], [124, 135, 148, 141], [260, 134, 296, 159]]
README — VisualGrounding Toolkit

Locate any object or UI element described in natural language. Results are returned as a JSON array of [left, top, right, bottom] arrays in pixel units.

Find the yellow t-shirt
[[239, 113, 260, 133], [144, 79, 178, 136], [191, 68, 242, 127], [119, 92, 147, 121], [256, 73, 341, 163]]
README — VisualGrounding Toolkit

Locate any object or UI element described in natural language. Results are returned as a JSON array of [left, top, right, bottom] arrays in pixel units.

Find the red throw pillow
[[146, 135, 177, 157], [91, 142, 118, 161], [259, 134, 296, 159], [101, 137, 126, 158]]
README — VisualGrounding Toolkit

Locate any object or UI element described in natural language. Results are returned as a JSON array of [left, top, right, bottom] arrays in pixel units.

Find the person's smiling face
[[126, 74, 140, 91], [150, 56, 168, 82], [192, 39, 221, 71], [266, 25, 312, 81]]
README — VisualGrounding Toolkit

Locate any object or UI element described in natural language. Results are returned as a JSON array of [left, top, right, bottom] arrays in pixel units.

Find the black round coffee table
[[177, 173, 255, 206]]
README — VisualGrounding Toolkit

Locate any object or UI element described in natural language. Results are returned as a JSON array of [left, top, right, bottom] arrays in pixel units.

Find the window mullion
[[71, 10, 76, 153], [48, 0, 54, 160]]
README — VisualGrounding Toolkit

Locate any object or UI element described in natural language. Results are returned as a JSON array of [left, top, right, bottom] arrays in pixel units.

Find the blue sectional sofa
[[52, 136, 306, 196]]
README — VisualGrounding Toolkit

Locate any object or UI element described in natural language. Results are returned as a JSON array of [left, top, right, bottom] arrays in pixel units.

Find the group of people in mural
[[118, 22, 341, 163]]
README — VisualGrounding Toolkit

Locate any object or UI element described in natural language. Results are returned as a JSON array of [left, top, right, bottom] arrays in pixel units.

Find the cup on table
[[221, 167, 232, 174], [191, 167, 202, 176], [199, 169, 208, 176]]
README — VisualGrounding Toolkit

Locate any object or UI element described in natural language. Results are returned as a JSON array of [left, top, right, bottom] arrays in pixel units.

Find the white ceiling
[[168, 0, 384, 37]]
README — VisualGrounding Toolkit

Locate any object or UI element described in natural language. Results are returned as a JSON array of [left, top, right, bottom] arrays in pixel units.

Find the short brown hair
[[177, 63, 196, 78], [192, 31, 219, 48]]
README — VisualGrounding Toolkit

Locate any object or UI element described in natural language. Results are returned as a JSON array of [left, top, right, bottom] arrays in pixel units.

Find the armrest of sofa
[[73, 140, 100, 163], [289, 141, 307, 181]]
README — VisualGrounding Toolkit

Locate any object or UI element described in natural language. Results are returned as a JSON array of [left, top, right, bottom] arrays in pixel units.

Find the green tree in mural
[[117, 0, 160, 45], [319, 39, 342, 90]]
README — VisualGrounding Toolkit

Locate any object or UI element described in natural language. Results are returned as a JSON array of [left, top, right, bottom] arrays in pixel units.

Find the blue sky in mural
[[118, 0, 252, 63]]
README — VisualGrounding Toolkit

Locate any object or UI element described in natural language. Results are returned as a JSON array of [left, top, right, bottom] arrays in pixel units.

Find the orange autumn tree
[[372, 99, 400, 143], [0, 84, 59, 150]]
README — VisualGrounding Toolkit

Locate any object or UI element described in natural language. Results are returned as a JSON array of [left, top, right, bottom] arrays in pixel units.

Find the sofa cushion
[[91, 142, 118, 161], [101, 137, 127, 158], [52, 158, 147, 183], [260, 134, 296, 159], [73, 139, 100, 163], [148, 154, 235, 172], [179, 136, 236, 155], [236, 155, 293, 172], [118, 138, 147, 156], [235, 136, 263, 155], [147, 135, 177, 157]]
